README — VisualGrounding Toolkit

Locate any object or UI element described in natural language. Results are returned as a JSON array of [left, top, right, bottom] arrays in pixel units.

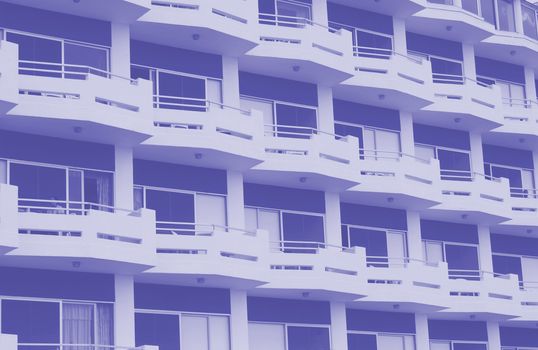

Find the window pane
[[480, 0, 496, 25], [245, 207, 258, 233], [282, 212, 325, 252], [355, 30, 392, 58], [195, 193, 227, 227], [348, 333, 377, 350], [446, 244, 480, 279], [135, 312, 180, 350], [10, 163, 66, 201], [133, 187, 144, 211], [498, 0, 516, 32], [208, 316, 230, 350], [240, 97, 275, 133], [62, 303, 94, 347], [522, 5, 538, 39], [424, 241, 444, 265], [414, 145, 435, 162], [131, 65, 151, 80], [181, 315, 209, 350], [453, 343, 488, 350], [438, 149, 471, 180], [146, 189, 195, 232], [387, 232, 407, 265], [276, 0, 311, 27], [258, 209, 282, 243], [462, 0, 479, 14], [491, 166, 522, 190], [248, 323, 286, 350], [7, 32, 62, 78], [157, 72, 205, 111], [510, 83, 526, 104], [275, 104, 317, 138], [207, 79, 222, 107], [349, 227, 388, 266], [375, 130, 400, 160], [1, 299, 60, 344], [430, 341, 451, 350], [287, 326, 330, 350], [64, 42, 108, 78], [378, 335, 405, 350], [84, 170, 114, 210], [95, 303, 113, 347]]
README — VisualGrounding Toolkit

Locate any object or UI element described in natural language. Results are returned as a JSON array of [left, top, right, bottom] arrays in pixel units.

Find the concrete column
[[230, 289, 250, 350], [317, 85, 335, 134], [406, 211, 424, 262], [330, 302, 348, 350], [311, 0, 329, 26], [399, 111, 415, 156], [533, 152, 538, 191], [325, 192, 342, 247], [110, 23, 131, 78], [414, 314, 430, 350], [514, 0, 524, 34], [487, 321, 502, 350], [226, 171, 245, 230], [462, 43, 477, 81], [115, 146, 134, 210], [222, 56, 240, 108], [392, 17, 407, 55], [477, 225, 494, 275], [524, 67, 537, 102], [114, 275, 135, 348], [469, 132, 485, 176]]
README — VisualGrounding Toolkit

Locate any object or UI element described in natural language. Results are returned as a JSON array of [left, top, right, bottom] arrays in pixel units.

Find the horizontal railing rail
[[448, 269, 511, 281], [358, 148, 432, 164], [440, 169, 501, 182], [510, 186, 538, 198], [156, 220, 256, 236], [17, 198, 137, 215], [264, 124, 347, 140], [18, 60, 137, 84], [258, 12, 340, 33], [17, 343, 151, 350], [366, 256, 441, 268], [520, 280, 538, 290], [270, 240, 355, 254], [153, 94, 251, 115], [353, 45, 423, 64]]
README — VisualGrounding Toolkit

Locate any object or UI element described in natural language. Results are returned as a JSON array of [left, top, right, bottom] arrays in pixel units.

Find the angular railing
[[17, 198, 138, 216], [155, 220, 256, 236], [264, 124, 347, 140]]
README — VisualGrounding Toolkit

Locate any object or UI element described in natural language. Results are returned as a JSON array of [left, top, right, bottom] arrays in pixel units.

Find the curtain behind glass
[[96, 303, 114, 350], [62, 303, 94, 350]]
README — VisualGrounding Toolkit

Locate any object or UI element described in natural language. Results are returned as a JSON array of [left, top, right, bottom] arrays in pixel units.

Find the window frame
[[248, 320, 331, 350], [347, 330, 416, 350], [422, 239, 481, 279], [414, 143, 472, 180]]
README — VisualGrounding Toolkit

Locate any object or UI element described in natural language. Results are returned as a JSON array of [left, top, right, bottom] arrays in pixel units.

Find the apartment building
[[0, 0, 538, 349]]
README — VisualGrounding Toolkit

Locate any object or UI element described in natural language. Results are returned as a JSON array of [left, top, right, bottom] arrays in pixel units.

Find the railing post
[[399, 111, 416, 157], [311, 0, 329, 27], [392, 17, 407, 55], [222, 56, 240, 110]]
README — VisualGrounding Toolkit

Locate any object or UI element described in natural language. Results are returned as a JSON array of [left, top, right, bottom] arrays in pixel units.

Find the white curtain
[[96, 303, 114, 350], [62, 303, 94, 350]]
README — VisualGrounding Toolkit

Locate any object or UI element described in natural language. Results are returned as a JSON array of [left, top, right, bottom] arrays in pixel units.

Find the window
[[146, 189, 196, 233], [354, 29, 393, 58], [446, 244, 480, 280], [462, 0, 479, 15], [275, 103, 318, 139], [135, 312, 180, 350], [248, 323, 330, 350], [240, 97, 275, 134], [430, 56, 464, 84], [181, 314, 230, 350], [378, 334, 415, 350], [287, 326, 330, 350], [275, 0, 312, 27], [480, 0, 497, 25], [0, 159, 7, 184], [63, 302, 113, 350], [83, 170, 114, 211], [335, 122, 401, 161], [423, 240, 444, 265], [195, 193, 227, 228], [522, 4, 538, 39], [414, 144, 436, 162], [249, 323, 286, 350], [498, 81, 526, 107], [485, 163, 535, 197], [430, 341, 451, 350], [158, 71, 206, 111], [245, 207, 281, 242], [497, 0, 516, 32], [437, 149, 472, 180]]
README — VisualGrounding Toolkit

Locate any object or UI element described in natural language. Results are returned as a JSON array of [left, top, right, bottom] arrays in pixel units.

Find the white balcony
[[493, 192, 538, 233], [246, 129, 361, 191], [0, 0, 151, 23], [334, 51, 435, 111], [442, 271, 521, 319], [3, 197, 157, 273], [141, 223, 270, 289], [486, 101, 538, 149], [136, 104, 265, 171], [329, 0, 426, 17], [408, 0, 495, 42], [414, 79, 504, 132], [240, 19, 354, 85], [6, 61, 154, 146], [0, 184, 18, 255], [359, 259, 449, 311], [0, 41, 18, 115], [428, 174, 512, 224], [476, 31, 538, 71], [257, 241, 366, 301], [132, 0, 259, 56], [342, 153, 442, 210], [517, 281, 538, 323]]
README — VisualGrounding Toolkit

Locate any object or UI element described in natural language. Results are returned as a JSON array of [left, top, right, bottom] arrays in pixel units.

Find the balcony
[[0, 41, 18, 115], [329, 0, 426, 17], [0, 184, 18, 255], [3, 195, 157, 273], [334, 47, 435, 111], [428, 173, 512, 224], [443, 270, 521, 318], [141, 222, 270, 289], [246, 126, 361, 191], [359, 258, 449, 311], [239, 16, 354, 85], [132, 0, 258, 56], [486, 99, 538, 149], [0, 0, 151, 23], [408, 0, 495, 42], [414, 76, 504, 132], [342, 152, 442, 210], [518, 280, 538, 322], [137, 102, 265, 171], [5, 60, 154, 146], [493, 188, 538, 233], [258, 240, 367, 301]]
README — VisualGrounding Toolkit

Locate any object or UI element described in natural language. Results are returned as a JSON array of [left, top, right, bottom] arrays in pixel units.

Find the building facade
[[0, 0, 538, 349]]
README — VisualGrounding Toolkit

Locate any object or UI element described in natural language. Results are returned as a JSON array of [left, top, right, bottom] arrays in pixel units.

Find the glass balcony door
[[335, 122, 401, 161], [415, 144, 472, 181], [423, 240, 480, 279], [248, 322, 330, 350]]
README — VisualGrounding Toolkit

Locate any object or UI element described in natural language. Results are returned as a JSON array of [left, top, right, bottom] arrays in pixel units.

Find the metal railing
[[440, 170, 500, 182], [270, 240, 355, 254], [366, 256, 441, 268], [358, 149, 432, 164], [17, 344, 152, 350], [520, 280, 538, 290], [152, 94, 251, 115], [17, 198, 137, 216], [353, 45, 423, 64], [258, 12, 340, 33], [18, 60, 137, 84], [448, 269, 511, 281], [510, 187, 538, 199], [156, 221, 256, 236], [264, 124, 347, 140]]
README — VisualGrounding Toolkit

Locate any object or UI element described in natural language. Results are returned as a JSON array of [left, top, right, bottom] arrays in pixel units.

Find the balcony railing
[[359, 149, 432, 164], [17, 344, 156, 350], [520, 280, 538, 291], [366, 256, 441, 268], [510, 187, 538, 198], [17, 198, 137, 216], [156, 220, 256, 236], [264, 124, 346, 140], [449, 269, 511, 281], [258, 13, 339, 33], [440, 170, 500, 182], [18, 60, 137, 84], [152, 94, 252, 115], [270, 240, 354, 254]]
